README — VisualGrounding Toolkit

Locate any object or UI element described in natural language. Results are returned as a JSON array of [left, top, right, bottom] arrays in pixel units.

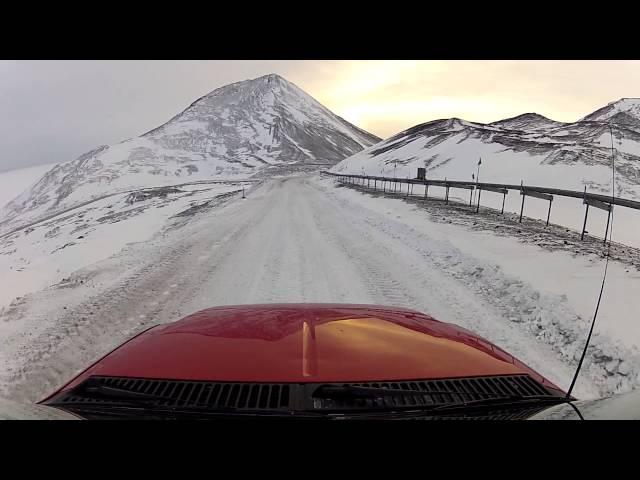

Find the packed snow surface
[[1, 174, 639, 404]]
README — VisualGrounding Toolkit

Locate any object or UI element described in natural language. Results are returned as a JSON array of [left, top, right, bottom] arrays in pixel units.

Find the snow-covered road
[[1, 174, 638, 403]]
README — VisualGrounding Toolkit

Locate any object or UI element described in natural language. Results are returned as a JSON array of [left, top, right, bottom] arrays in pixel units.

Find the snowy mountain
[[0, 163, 56, 209], [581, 98, 640, 129], [0, 74, 379, 230], [331, 98, 640, 199]]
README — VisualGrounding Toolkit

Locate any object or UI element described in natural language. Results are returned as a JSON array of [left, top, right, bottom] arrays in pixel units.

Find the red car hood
[[50, 304, 563, 396]]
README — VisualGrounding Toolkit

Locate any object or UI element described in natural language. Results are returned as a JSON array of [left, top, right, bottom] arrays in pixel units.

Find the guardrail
[[321, 170, 640, 243]]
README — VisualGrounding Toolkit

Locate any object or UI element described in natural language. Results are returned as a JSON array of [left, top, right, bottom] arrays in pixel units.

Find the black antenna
[[566, 122, 617, 398]]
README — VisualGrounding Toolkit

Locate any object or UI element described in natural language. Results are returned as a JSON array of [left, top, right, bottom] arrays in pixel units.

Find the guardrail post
[[476, 187, 482, 213], [501, 192, 506, 215], [406, 180, 410, 199], [546, 199, 552, 226], [374, 179, 377, 191], [445, 183, 450, 205], [469, 188, 473, 207], [581, 204, 589, 240], [519, 194, 525, 223], [603, 206, 612, 244], [424, 183, 429, 200]]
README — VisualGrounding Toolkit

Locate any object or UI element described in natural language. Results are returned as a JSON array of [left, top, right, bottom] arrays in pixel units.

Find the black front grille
[[308, 375, 553, 411], [55, 376, 291, 411], [47, 374, 559, 418]]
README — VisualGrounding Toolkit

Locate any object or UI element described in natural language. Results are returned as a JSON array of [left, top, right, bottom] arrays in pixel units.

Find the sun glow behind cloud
[[291, 60, 640, 139]]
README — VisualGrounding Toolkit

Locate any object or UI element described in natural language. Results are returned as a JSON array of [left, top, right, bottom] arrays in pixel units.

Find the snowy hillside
[[0, 164, 57, 209], [582, 97, 640, 129], [489, 113, 566, 131], [0, 74, 379, 231], [0, 180, 253, 310], [331, 98, 640, 199]]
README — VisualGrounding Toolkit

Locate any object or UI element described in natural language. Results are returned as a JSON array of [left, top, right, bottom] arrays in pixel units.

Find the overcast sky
[[1, 60, 639, 172]]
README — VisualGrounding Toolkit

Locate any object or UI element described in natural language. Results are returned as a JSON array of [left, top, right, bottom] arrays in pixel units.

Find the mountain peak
[[202, 73, 293, 98], [490, 112, 562, 130], [581, 98, 640, 125], [607, 97, 640, 107]]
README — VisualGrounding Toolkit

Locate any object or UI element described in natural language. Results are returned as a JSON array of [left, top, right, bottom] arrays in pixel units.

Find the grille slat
[[279, 385, 289, 408], [218, 384, 231, 406], [239, 384, 251, 408], [181, 383, 197, 406], [228, 385, 240, 406]]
